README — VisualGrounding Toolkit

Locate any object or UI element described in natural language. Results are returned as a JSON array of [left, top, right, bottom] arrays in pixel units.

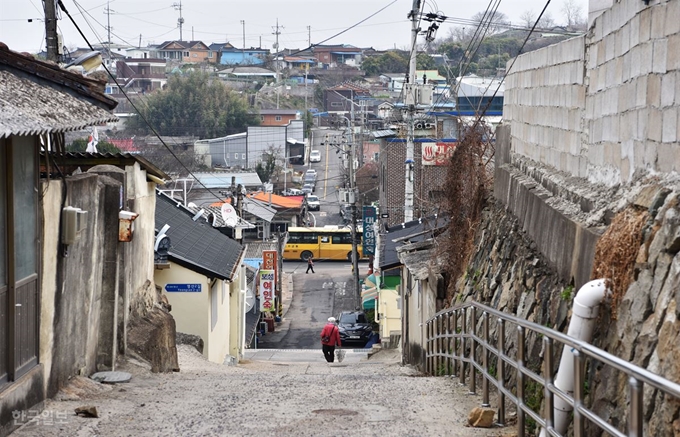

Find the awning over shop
[[361, 286, 378, 309]]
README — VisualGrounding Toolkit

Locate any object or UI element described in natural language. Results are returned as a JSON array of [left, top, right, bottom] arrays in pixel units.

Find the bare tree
[[471, 10, 511, 35], [519, 10, 536, 28], [561, 0, 585, 29], [520, 9, 556, 29]]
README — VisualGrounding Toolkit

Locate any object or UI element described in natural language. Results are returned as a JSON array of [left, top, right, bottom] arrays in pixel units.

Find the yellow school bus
[[283, 226, 364, 261]]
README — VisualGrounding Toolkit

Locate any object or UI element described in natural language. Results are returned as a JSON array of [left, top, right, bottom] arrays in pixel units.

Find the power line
[[56, 0, 226, 205]]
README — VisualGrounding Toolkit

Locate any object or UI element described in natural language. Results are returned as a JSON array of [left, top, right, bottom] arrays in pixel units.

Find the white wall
[[503, 0, 680, 187]]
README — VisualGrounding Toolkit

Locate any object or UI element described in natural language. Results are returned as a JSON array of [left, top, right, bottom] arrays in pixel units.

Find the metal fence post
[[497, 318, 506, 426], [446, 312, 452, 376], [573, 350, 585, 437], [628, 377, 643, 437], [543, 336, 555, 435], [452, 309, 458, 377], [426, 320, 431, 375], [460, 307, 467, 385], [482, 311, 490, 407], [469, 306, 477, 394], [517, 326, 526, 437]]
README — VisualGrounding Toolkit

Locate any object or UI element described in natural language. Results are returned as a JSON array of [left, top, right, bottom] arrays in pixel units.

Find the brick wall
[[378, 139, 448, 227]]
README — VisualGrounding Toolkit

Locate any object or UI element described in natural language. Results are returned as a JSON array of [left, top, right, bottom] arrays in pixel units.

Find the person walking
[[320, 317, 341, 363], [306, 255, 315, 274]]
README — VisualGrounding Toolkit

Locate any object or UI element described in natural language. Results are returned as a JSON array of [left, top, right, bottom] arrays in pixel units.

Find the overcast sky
[[1, 0, 588, 54]]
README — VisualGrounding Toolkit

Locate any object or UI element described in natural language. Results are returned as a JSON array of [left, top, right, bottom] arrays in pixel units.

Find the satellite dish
[[221, 203, 238, 227], [244, 289, 255, 313]]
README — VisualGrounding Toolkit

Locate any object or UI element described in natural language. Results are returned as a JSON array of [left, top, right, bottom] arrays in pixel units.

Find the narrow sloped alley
[[10, 344, 508, 437]]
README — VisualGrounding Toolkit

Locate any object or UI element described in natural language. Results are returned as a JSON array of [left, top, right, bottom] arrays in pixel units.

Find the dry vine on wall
[[442, 121, 495, 305], [590, 206, 649, 319]]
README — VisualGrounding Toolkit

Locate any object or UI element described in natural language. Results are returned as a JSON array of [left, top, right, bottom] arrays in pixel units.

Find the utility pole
[[404, 0, 421, 223], [307, 25, 311, 47], [105, 1, 113, 62], [44, 0, 59, 62], [272, 20, 282, 84], [172, 1, 184, 41], [240, 20, 246, 49], [344, 117, 361, 309]]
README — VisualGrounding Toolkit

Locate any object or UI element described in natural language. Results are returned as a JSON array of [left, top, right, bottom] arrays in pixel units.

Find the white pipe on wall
[[540, 278, 610, 437]]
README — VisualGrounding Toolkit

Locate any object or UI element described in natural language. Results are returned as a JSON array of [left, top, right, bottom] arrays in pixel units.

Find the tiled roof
[[0, 44, 118, 138], [155, 191, 244, 281]]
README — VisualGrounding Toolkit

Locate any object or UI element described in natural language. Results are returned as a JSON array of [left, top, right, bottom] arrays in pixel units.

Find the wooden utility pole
[[45, 0, 59, 62]]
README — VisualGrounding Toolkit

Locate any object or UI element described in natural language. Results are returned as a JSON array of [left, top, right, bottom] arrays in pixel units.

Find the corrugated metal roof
[[0, 70, 118, 139], [51, 152, 169, 180], [192, 172, 263, 188], [155, 191, 244, 281], [379, 215, 449, 269], [372, 129, 397, 138], [0, 44, 118, 139]]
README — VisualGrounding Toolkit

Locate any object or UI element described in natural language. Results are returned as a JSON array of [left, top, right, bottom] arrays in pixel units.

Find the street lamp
[[283, 154, 302, 194]]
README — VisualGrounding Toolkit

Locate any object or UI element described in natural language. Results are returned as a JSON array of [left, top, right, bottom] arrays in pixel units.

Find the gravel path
[[12, 346, 511, 437]]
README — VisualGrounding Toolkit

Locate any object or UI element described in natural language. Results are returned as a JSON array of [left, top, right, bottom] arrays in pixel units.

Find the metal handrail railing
[[425, 301, 680, 437]]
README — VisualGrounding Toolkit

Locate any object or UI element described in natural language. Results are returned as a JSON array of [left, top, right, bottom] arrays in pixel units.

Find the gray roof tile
[[155, 191, 244, 280]]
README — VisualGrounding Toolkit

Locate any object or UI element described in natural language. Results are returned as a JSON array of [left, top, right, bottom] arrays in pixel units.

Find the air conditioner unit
[[424, 122, 436, 129], [414, 122, 425, 130]]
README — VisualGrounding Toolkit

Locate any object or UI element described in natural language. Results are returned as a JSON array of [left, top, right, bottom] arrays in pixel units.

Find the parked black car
[[337, 311, 373, 347]]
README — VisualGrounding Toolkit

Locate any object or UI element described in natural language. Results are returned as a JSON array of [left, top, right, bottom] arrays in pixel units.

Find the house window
[[183, 51, 189, 57], [242, 153, 246, 160], [260, 116, 264, 122], [275, 116, 282, 121], [330, 102, 342, 107], [235, 153, 239, 160], [373, 152, 379, 161], [208, 51, 213, 58]]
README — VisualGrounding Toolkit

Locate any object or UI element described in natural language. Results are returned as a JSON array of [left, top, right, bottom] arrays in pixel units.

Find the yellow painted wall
[[206, 279, 231, 364], [228, 278, 241, 360], [156, 264, 216, 361], [378, 288, 401, 340]]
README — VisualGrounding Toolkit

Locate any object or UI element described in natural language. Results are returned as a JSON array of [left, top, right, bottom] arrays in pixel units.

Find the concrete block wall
[[504, 0, 680, 187], [503, 36, 588, 179]]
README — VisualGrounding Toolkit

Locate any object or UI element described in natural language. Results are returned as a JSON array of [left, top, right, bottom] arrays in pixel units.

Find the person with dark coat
[[306, 255, 315, 273], [320, 317, 341, 362]]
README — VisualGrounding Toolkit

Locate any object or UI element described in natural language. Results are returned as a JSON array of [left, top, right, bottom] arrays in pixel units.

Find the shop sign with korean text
[[422, 142, 455, 166], [362, 206, 376, 256], [259, 270, 275, 312], [262, 250, 278, 288]]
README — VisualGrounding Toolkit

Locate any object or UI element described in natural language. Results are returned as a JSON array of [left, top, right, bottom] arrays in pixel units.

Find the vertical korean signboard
[[362, 206, 376, 256], [259, 270, 275, 312], [262, 250, 278, 281], [261, 249, 279, 314]]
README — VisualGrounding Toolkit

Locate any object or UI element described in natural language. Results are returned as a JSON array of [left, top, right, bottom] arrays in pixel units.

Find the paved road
[[258, 262, 364, 350]]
